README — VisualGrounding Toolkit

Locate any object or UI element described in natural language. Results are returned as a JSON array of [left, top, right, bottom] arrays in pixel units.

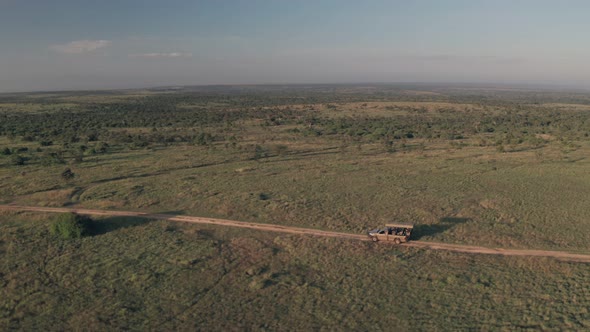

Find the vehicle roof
[[385, 223, 414, 228]]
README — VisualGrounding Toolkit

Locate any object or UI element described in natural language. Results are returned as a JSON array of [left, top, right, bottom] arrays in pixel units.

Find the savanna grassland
[[1, 84, 590, 330]]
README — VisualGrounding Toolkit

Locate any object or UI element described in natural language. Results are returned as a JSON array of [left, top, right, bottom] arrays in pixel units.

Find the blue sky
[[1, 0, 590, 92]]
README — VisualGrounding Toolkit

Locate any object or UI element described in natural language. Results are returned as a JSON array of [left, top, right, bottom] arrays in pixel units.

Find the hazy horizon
[[4, 81, 590, 96], [2, 0, 590, 93]]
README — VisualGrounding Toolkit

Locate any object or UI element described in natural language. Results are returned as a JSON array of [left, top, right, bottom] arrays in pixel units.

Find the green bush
[[11, 154, 26, 166], [50, 213, 91, 239]]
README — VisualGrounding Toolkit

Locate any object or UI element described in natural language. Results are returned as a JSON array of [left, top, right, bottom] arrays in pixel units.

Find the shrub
[[253, 145, 268, 160], [195, 132, 214, 146], [11, 154, 26, 166], [73, 151, 84, 163], [96, 142, 109, 153], [270, 144, 289, 156], [61, 168, 75, 181], [50, 213, 91, 239], [41, 152, 65, 166]]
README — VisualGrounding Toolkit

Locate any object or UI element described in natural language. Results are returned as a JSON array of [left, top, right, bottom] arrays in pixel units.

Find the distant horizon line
[[2, 81, 590, 95]]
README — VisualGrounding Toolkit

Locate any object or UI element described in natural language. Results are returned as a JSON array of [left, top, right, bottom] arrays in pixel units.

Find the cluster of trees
[[0, 97, 310, 146], [296, 107, 590, 145], [2, 90, 590, 166]]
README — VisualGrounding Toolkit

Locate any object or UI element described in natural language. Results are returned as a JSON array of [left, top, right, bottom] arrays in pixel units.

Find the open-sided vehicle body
[[367, 223, 414, 244]]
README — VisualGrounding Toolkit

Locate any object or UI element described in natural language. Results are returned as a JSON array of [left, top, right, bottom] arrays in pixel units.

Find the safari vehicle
[[367, 223, 414, 244]]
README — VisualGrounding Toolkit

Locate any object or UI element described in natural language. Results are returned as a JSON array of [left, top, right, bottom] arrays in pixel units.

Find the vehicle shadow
[[157, 210, 186, 216], [87, 210, 187, 236], [87, 216, 156, 236], [411, 217, 470, 240]]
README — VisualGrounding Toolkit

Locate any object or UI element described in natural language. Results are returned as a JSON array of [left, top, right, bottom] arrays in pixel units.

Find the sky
[[1, 0, 590, 92]]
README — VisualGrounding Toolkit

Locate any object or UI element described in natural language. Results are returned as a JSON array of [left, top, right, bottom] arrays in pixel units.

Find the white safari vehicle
[[367, 223, 414, 244]]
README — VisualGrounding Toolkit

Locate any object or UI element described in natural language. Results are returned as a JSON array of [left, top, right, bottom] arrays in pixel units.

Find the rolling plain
[[1, 84, 590, 330]]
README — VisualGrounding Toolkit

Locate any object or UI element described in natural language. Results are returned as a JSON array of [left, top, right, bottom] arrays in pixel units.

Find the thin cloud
[[129, 52, 193, 58], [276, 47, 524, 65], [399, 54, 525, 64], [50, 40, 111, 54]]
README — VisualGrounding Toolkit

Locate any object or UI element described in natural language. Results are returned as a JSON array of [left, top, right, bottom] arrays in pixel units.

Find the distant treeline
[[1, 91, 589, 149]]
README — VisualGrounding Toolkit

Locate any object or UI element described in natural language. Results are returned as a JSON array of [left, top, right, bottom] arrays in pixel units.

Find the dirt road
[[2, 204, 590, 263]]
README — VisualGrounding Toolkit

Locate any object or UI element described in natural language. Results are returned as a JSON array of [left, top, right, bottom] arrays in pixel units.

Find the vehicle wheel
[[371, 236, 378, 242], [394, 238, 401, 245]]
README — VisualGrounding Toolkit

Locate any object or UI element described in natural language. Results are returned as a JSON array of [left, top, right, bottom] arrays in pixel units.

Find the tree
[[50, 213, 91, 239]]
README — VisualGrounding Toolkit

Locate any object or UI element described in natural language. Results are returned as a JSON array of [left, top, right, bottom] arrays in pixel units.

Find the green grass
[[3, 89, 590, 330], [3, 135, 590, 251], [1, 212, 589, 330]]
